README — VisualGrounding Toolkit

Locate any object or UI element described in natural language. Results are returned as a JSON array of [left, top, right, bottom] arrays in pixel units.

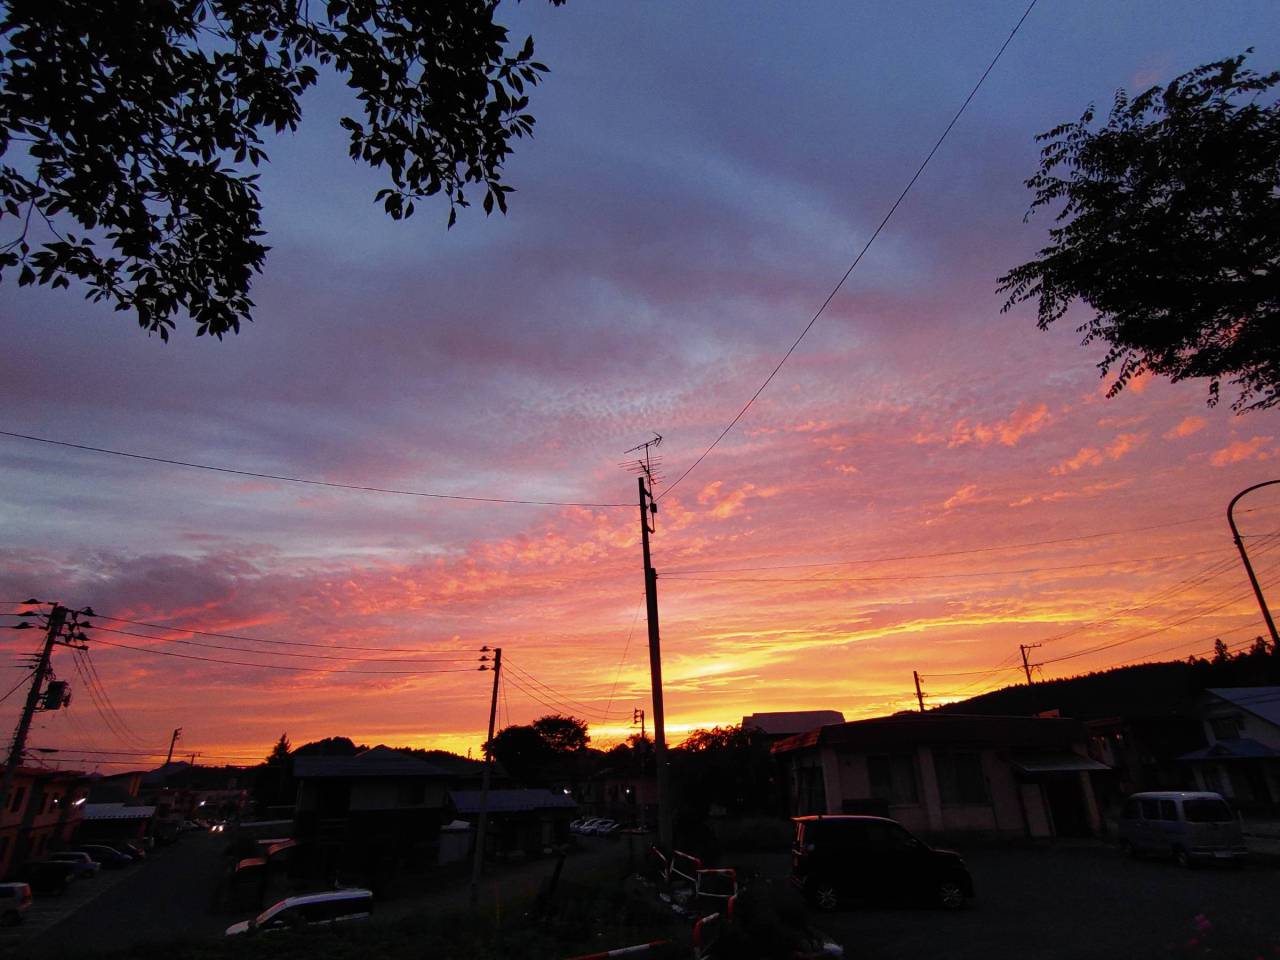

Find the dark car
[[75, 844, 134, 868], [103, 839, 148, 861], [19, 860, 78, 895], [791, 815, 974, 910]]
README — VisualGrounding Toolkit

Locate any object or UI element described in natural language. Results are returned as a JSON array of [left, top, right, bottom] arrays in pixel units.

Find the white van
[[1117, 792, 1247, 866], [224, 888, 373, 936]]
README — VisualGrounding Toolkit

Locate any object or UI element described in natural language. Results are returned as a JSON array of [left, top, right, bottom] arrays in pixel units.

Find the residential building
[[580, 759, 657, 825], [742, 711, 845, 743], [1180, 687, 1280, 813], [449, 788, 577, 859], [292, 746, 453, 885], [79, 802, 157, 844], [1, 766, 89, 879], [773, 713, 1107, 838]]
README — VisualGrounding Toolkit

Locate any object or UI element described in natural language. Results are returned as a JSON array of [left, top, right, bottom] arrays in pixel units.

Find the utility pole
[[1228, 480, 1280, 649], [0, 604, 68, 815], [469, 646, 501, 907], [638, 474, 673, 854], [1019, 644, 1040, 685], [633, 708, 646, 740], [913, 671, 925, 713], [165, 727, 182, 766]]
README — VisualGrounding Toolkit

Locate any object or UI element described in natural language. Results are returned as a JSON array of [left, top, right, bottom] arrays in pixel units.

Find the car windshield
[[1183, 798, 1234, 822]]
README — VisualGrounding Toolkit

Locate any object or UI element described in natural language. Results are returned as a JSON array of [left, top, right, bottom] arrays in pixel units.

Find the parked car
[[1118, 791, 1247, 866], [75, 844, 135, 868], [570, 818, 603, 834], [112, 839, 148, 860], [18, 860, 78, 896], [225, 888, 374, 936], [791, 815, 974, 910], [586, 818, 619, 835], [46, 851, 101, 879], [0, 883, 33, 926]]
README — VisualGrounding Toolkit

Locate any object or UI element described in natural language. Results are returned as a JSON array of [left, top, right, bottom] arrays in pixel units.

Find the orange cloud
[[947, 402, 1052, 449], [942, 483, 980, 510], [1051, 432, 1147, 475], [1163, 416, 1206, 440], [1210, 436, 1276, 467]]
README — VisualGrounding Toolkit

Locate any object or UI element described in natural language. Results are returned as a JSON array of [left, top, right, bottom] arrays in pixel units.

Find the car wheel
[[937, 879, 966, 910], [808, 881, 839, 912], [1173, 847, 1193, 869]]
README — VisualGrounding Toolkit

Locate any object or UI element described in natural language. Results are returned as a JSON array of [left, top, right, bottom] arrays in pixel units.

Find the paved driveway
[[744, 842, 1279, 960]]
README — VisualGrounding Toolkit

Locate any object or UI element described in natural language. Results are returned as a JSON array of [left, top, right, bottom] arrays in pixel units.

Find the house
[[1, 766, 90, 879], [1179, 687, 1280, 813], [78, 802, 157, 844], [291, 746, 453, 884], [773, 713, 1107, 838], [580, 758, 657, 826], [742, 711, 846, 742], [449, 788, 577, 859]]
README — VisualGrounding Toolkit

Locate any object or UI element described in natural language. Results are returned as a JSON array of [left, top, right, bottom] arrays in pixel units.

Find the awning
[[82, 803, 157, 821], [1012, 752, 1109, 774]]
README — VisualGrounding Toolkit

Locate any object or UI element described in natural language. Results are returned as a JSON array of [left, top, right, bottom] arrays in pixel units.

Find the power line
[[604, 600, 645, 717], [89, 624, 485, 664], [92, 612, 484, 655], [0, 429, 630, 509], [659, 0, 1039, 499], [503, 660, 631, 720], [0, 670, 36, 706], [79, 649, 152, 748], [88, 636, 488, 675]]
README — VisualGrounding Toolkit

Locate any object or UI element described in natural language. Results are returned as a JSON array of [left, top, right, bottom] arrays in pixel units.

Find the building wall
[[783, 741, 1087, 839], [1, 769, 87, 879]]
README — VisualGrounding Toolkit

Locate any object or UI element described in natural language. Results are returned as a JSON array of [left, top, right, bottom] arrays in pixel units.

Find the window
[[1122, 799, 1141, 820], [8, 786, 25, 814], [1210, 716, 1243, 740], [397, 782, 426, 806], [935, 752, 988, 805], [1158, 799, 1177, 821], [0, 836, 9, 859], [868, 754, 919, 804], [1140, 798, 1159, 820], [863, 820, 919, 853], [1184, 798, 1234, 823]]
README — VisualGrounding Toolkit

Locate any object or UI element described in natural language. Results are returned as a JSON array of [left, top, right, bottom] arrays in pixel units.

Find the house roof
[[772, 713, 1087, 755], [83, 803, 156, 821], [742, 711, 846, 736], [449, 788, 578, 815], [293, 745, 450, 779], [1205, 687, 1280, 729], [1179, 737, 1280, 762]]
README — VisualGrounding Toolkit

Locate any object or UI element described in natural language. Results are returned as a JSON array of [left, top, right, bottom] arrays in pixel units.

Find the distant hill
[[936, 642, 1280, 719]]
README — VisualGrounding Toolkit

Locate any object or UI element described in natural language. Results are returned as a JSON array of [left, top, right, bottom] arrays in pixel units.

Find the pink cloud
[[1051, 432, 1147, 475], [944, 402, 1052, 449], [1164, 416, 1207, 440], [942, 483, 980, 511], [1210, 436, 1276, 467]]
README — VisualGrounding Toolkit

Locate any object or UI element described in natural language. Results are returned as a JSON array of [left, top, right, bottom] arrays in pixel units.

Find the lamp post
[[1227, 479, 1280, 648]]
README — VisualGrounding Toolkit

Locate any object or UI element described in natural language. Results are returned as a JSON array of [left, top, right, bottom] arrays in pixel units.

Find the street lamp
[[1227, 479, 1280, 648]]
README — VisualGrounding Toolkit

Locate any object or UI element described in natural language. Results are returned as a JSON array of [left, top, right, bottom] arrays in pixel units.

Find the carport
[[1010, 752, 1108, 837]]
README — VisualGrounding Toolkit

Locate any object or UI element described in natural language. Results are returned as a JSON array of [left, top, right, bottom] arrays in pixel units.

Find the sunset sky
[[2, 0, 1279, 769]]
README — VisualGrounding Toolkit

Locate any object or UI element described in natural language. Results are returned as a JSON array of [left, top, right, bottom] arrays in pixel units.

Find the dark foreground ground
[[7, 832, 1278, 960], [734, 841, 1279, 960]]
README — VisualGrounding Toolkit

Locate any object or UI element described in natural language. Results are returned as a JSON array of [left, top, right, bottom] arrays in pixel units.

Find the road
[[735, 841, 1280, 960], [10, 830, 230, 957]]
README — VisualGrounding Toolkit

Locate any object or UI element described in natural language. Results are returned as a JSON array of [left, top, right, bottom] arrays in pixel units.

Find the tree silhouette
[[0, 0, 563, 339], [265, 731, 291, 766], [999, 53, 1280, 411]]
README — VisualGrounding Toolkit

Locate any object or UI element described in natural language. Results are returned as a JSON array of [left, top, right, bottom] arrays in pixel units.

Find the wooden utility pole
[[0, 604, 67, 814], [1228, 480, 1280, 649], [913, 671, 925, 713], [164, 727, 182, 766], [469, 646, 501, 906], [638, 475, 673, 854], [1019, 644, 1040, 685]]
